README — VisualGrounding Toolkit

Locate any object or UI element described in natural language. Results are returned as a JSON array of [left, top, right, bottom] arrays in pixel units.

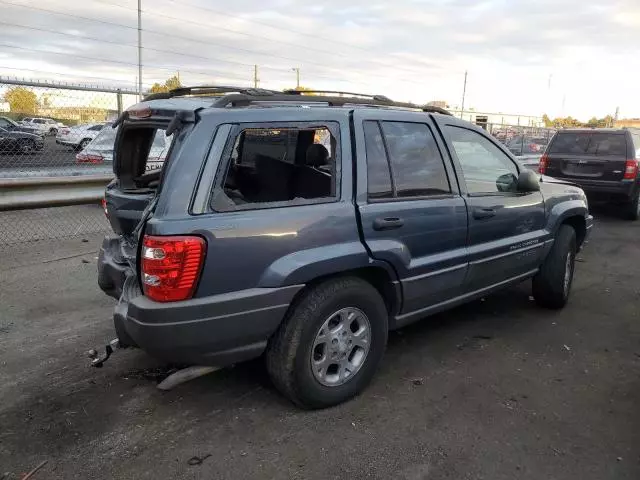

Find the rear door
[[545, 131, 628, 181], [353, 110, 468, 322], [438, 120, 547, 293]]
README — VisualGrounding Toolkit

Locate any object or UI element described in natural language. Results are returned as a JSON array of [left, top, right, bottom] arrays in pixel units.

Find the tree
[[4, 87, 38, 114], [149, 75, 182, 94], [542, 114, 553, 127]]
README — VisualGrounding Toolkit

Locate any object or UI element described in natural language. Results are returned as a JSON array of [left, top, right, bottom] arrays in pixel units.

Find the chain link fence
[[0, 79, 140, 246]]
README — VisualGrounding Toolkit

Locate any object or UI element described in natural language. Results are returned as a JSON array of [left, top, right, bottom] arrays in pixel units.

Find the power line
[[0, 44, 255, 84], [94, 0, 443, 77], [0, 20, 338, 82], [158, 0, 446, 75], [0, 65, 152, 86], [2, 0, 445, 88]]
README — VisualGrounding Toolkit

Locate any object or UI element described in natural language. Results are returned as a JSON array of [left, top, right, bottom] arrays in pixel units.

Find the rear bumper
[[568, 179, 637, 199], [115, 282, 301, 366], [98, 236, 302, 366]]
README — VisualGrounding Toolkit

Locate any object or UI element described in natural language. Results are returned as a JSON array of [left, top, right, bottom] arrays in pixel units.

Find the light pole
[[137, 0, 143, 100], [292, 67, 300, 89], [460, 70, 467, 119]]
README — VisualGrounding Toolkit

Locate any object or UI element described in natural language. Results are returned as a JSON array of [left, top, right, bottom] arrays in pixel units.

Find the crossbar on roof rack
[[283, 89, 392, 102], [143, 85, 278, 101]]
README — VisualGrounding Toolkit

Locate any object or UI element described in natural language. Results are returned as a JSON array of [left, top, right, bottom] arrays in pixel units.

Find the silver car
[[56, 123, 106, 150], [76, 124, 171, 169]]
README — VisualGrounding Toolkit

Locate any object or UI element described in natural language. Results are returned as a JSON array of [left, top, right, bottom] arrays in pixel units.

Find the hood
[[3, 130, 42, 140]]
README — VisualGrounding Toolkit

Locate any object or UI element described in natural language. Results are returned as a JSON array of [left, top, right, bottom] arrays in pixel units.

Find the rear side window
[[549, 132, 627, 156], [363, 120, 450, 200], [363, 121, 393, 199], [211, 123, 339, 211], [381, 122, 450, 197]]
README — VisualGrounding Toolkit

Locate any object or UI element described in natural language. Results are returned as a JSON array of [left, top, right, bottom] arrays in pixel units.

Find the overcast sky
[[1, 0, 639, 120]]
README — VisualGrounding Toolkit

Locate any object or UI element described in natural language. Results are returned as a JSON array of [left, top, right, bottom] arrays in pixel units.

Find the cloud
[[0, 0, 639, 119]]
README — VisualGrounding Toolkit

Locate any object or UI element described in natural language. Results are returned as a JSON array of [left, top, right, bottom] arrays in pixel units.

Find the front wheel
[[532, 225, 577, 309], [266, 277, 388, 409], [76, 138, 91, 151]]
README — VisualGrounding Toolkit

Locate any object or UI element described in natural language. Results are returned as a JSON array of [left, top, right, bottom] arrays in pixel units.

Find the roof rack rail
[[283, 89, 393, 102], [143, 85, 278, 101], [142, 85, 453, 116], [212, 93, 453, 115]]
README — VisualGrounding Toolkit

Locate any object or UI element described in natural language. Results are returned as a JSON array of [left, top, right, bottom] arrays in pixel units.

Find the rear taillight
[[101, 198, 109, 218], [141, 235, 206, 302], [76, 153, 103, 163], [539, 154, 548, 174], [623, 160, 638, 180]]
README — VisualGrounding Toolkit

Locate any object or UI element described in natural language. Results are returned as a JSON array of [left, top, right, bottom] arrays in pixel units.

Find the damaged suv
[[98, 86, 592, 408]]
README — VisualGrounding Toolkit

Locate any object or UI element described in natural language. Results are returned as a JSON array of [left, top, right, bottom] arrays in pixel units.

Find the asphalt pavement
[[1, 206, 639, 479]]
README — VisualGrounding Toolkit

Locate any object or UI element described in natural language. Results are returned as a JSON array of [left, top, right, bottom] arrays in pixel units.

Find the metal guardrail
[[0, 174, 111, 211]]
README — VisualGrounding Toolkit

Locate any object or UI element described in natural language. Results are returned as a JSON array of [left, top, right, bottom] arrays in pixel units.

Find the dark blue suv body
[[98, 87, 592, 408]]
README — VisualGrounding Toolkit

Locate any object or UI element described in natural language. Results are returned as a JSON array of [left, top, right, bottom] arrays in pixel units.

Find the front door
[[353, 110, 468, 323], [439, 122, 547, 293]]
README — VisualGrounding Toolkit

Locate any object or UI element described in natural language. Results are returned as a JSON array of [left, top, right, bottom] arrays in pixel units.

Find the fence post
[[117, 89, 123, 115]]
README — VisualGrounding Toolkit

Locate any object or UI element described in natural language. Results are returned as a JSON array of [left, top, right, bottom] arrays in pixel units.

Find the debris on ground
[[21, 460, 48, 480], [412, 378, 424, 386], [187, 455, 211, 466], [564, 345, 571, 351]]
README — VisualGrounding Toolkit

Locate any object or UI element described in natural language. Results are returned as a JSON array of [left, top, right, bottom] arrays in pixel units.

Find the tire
[[266, 277, 388, 409], [532, 225, 577, 309], [625, 190, 640, 221], [76, 138, 90, 151]]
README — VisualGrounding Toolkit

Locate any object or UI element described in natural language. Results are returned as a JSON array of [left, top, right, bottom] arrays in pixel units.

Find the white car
[[56, 123, 106, 150], [20, 117, 66, 136], [76, 124, 171, 169]]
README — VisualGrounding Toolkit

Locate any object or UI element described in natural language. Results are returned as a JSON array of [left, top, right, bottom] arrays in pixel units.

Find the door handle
[[473, 207, 496, 220], [373, 217, 404, 231]]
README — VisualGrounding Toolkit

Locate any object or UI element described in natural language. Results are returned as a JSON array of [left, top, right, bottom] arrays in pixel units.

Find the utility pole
[[292, 67, 300, 89], [137, 0, 143, 100], [613, 106, 619, 127], [253, 65, 259, 88], [460, 70, 468, 119]]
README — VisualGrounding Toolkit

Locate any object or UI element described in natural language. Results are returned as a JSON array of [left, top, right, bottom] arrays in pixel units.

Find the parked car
[[20, 117, 65, 135], [540, 128, 640, 219], [0, 126, 45, 153], [506, 135, 549, 156], [56, 123, 105, 150], [76, 123, 171, 168], [97, 87, 592, 408], [0, 116, 43, 136]]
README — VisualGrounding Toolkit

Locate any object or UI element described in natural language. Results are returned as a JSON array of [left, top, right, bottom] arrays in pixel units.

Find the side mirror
[[517, 169, 540, 192]]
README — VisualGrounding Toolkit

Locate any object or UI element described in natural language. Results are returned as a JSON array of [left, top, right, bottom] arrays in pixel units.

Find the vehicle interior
[[220, 126, 337, 206]]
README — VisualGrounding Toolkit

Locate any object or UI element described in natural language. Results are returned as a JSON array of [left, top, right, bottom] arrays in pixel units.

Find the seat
[[293, 144, 333, 199]]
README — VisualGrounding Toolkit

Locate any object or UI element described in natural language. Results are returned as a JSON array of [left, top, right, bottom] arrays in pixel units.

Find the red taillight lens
[[623, 160, 638, 180], [141, 235, 206, 302], [101, 198, 109, 218], [539, 154, 548, 174], [76, 153, 103, 163]]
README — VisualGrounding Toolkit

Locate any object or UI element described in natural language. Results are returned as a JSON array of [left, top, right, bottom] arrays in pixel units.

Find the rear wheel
[[76, 138, 91, 151], [532, 225, 576, 309], [266, 277, 388, 409], [625, 190, 640, 221]]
